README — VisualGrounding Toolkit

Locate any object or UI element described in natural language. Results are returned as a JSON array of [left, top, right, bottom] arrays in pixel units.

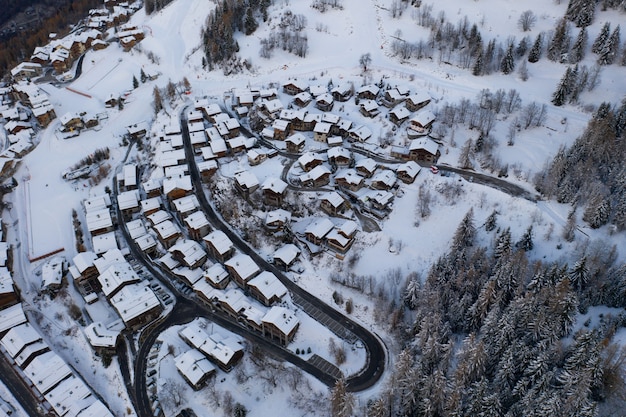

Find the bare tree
[[359, 53, 372, 72], [518, 10, 537, 32]]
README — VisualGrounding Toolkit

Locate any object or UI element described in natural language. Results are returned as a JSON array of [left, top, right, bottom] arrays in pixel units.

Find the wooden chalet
[[261, 177, 288, 206], [320, 191, 346, 216]]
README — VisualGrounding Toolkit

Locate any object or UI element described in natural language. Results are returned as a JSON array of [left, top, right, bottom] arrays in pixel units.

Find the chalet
[[162, 175, 193, 201], [355, 158, 377, 178], [200, 103, 222, 120], [121, 163, 138, 191], [143, 178, 162, 198], [305, 217, 334, 245], [321, 112, 340, 129], [309, 84, 328, 97], [315, 93, 334, 112], [180, 324, 245, 372], [126, 219, 148, 240], [325, 227, 355, 254], [187, 109, 204, 123], [86, 208, 114, 236], [396, 161, 422, 184], [407, 110, 436, 137], [265, 209, 292, 232], [234, 90, 254, 108], [92, 39, 108, 50], [260, 98, 284, 120], [359, 100, 380, 118], [285, 133, 306, 153], [327, 135, 343, 147], [209, 137, 228, 158], [220, 118, 241, 138], [293, 91, 312, 107], [32, 105, 56, 127], [225, 253, 260, 288], [109, 283, 161, 329], [203, 230, 234, 263], [10, 62, 43, 82], [153, 220, 181, 249], [381, 87, 408, 108], [297, 152, 324, 172], [273, 244, 300, 271], [335, 119, 353, 137], [30, 48, 49, 65], [280, 109, 307, 131], [356, 84, 380, 100], [405, 92, 431, 112], [140, 197, 162, 216], [302, 112, 322, 131], [348, 125, 372, 142], [320, 191, 346, 216], [189, 131, 207, 149], [172, 195, 200, 220], [4, 121, 31, 135], [248, 271, 288, 307], [271, 119, 290, 140], [198, 160, 218, 182], [409, 137, 441, 164], [331, 83, 353, 102], [135, 234, 157, 257], [170, 240, 207, 269], [300, 165, 331, 187], [1, 323, 43, 362], [127, 122, 148, 139], [389, 106, 411, 125], [92, 231, 119, 255], [247, 149, 267, 166], [175, 349, 216, 390], [203, 263, 230, 289], [0, 303, 27, 336], [262, 306, 299, 346], [51, 48, 71, 73], [262, 177, 288, 206], [147, 210, 172, 227], [59, 112, 84, 132], [370, 169, 397, 190], [84, 322, 120, 355], [184, 211, 210, 240], [0, 269, 17, 310], [334, 168, 364, 192], [282, 80, 307, 95], [313, 122, 332, 143], [327, 147, 352, 167], [98, 261, 140, 298], [259, 88, 278, 100], [118, 190, 140, 219], [362, 189, 394, 211], [71, 251, 99, 294], [234, 171, 259, 197]]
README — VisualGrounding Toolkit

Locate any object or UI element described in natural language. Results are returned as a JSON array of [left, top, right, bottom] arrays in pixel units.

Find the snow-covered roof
[[147, 210, 172, 225], [43, 375, 92, 417], [265, 209, 292, 226], [261, 177, 287, 194], [309, 84, 327, 97], [92, 231, 119, 255], [184, 211, 209, 231], [397, 160, 422, 178], [1, 323, 42, 358], [203, 263, 229, 287], [169, 240, 206, 268], [274, 244, 300, 265], [338, 219, 358, 237], [73, 251, 97, 274], [355, 157, 377, 173], [410, 110, 436, 126], [84, 322, 120, 349], [175, 349, 214, 385], [225, 253, 260, 281], [322, 191, 344, 208], [203, 230, 233, 256], [248, 271, 287, 303], [262, 306, 299, 336], [84, 194, 111, 212], [313, 121, 331, 134], [126, 219, 148, 239], [328, 146, 351, 160], [154, 220, 181, 240], [41, 256, 64, 288], [0, 303, 27, 334], [298, 152, 323, 169], [286, 133, 306, 145], [357, 84, 380, 96], [406, 91, 431, 105], [98, 261, 140, 297], [93, 248, 126, 274], [122, 163, 137, 188], [135, 234, 157, 252], [172, 195, 199, 214], [162, 175, 192, 195], [349, 125, 372, 141], [371, 169, 397, 187], [272, 119, 290, 132], [305, 217, 335, 239], [109, 283, 160, 325], [85, 208, 112, 233], [300, 165, 331, 182], [408, 137, 439, 155], [117, 189, 139, 211], [234, 171, 259, 189], [24, 350, 73, 394], [390, 106, 411, 120]]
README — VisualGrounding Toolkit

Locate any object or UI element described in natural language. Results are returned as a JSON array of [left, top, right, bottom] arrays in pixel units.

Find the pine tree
[[528, 33, 543, 63], [500, 42, 516, 74], [152, 86, 163, 114], [244, 7, 258, 35], [485, 210, 498, 231], [516, 225, 534, 251], [592, 22, 610, 54], [452, 208, 476, 251], [569, 256, 589, 291], [569, 27, 587, 64], [472, 50, 484, 76], [583, 195, 611, 228], [494, 227, 512, 259], [140, 68, 147, 83], [458, 138, 474, 169], [132, 75, 139, 89], [566, 0, 596, 28], [552, 67, 572, 106], [547, 18, 571, 62], [597, 26, 620, 65], [330, 378, 354, 417]]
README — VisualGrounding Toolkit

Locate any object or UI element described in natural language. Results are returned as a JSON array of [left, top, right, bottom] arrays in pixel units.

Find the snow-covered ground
[[3, 0, 626, 415]]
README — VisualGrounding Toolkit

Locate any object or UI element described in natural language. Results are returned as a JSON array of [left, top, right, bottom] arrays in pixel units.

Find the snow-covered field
[[3, 0, 625, 415]]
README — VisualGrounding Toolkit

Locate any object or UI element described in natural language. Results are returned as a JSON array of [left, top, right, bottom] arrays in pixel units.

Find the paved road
[[180, 107, 386, 391]]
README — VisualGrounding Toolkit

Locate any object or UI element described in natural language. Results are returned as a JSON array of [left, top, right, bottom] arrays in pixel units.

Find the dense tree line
[[201, 0, 270, 71], [0, 0, 100, 80], [363, 210, 626, 417], [535, 100, 626, 231], [259, 10, 308, 59]]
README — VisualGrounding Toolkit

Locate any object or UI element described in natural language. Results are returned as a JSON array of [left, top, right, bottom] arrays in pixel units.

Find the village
[[0, 0, 453, 415]]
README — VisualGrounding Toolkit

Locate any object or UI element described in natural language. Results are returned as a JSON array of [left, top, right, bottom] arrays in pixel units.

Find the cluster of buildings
[[0, 221, 114, 416]]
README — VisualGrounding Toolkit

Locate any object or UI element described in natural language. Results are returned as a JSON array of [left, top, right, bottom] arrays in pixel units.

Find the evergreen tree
[[494, 227, 512, 259], [615, 98, 626, 138], [528, 33, 543, 63], [547, 18, 571, 62], [598, 26, 620, 65], [516, 36, 530, 58], [472, 50, 484, 76], [552, 67, 572, 106], [569, 256, 589, 291], [516, 225, 534, 251], [458, 138, 474, 169], [500, 42, 516, 74], [485, 209, 498, 232], [244, 7, 258, 35], [166, 79, 177, 102], [140, 68, 147, 83], [569, 27, 587, 64], [452, 208, 476, 251], [566, 0, 596, 27], [592, 22, 611, 54], [583, 194, 611, 228], [330, 378, 354, 417], [152, 86, 163, 114], [132, 75, 139, 89]]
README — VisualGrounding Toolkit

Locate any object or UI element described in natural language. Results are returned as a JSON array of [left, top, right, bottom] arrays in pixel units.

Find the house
[[327, 147, 352, 167], [273, 244, 300, 271], [327, 135, 343, 147], [335, 118, 353, 137], [127, 122, 148, 139], [362, 189, 394, 212], [140, 197, 162, 216], [309, 84, 328, 97], [84, 322, 120, 355], [405, 92, 431, 112], [262, 306, 299, 346], [153, 220, 182, 249], [313, 122, 332, 143], [320, 191, 346, 216], [109, 283, 161, 329], [184, 211, 210, 240], [293, 91, 312, 107], [359, 100, 380, 118], [297, 152, 324, 172], [162, 175, 193, 202], [285, 133, 306, 153], [1, 323, 42, 361], [169, 240, 207, 269], [262, 177, 288, 206], [117, 190, 140, 219], [348, 125, 372, 142], [389, 106, 411, 125], [142, 178, 162, 198], [305, 217, 334, 245], [0, 303, 27, 336], [280, 109, 307, 131], [10, 62, 43, 82], [408, 137, 441, 164], [265, 209, 292, 232], [396, 161, 422, 184], [135, 234, 157, 257], [85, 208, 114, 236], [197, 160, 218, 182], [247, 149, 267, 166], [282, 80, 307, 95], [271, 119, 290, 140], [331, 83, 353, 102], [381, 87, 409, 108], [326, 220, 358, 254], [59, 112, 84, 132], [171, 195, 200, 220], [147, 210, 172, 227], [32, 104, 56, 127], [334, 168, 364, 192], [121, 164, 138, 191], [178, 322, 244, 372], [247, 271, 288, 306], [300, 165, 331, 187], [356, 84, 380, 100], [407, 110, 436, 137], [0, 269, 17, 309], [260, 98, 284, 120], [209, 137, 228, 158], [370, 169, 397, 190], [98, 261, 140, 298], [203, 263, 230, 289], [315, 93, 334, 112], [175, 349, 216, 390], [225, 253, 260, 288], [302, 112, 322, 131], [203, 230, 234, 262], [71, 251, 99, 294], [234, 171, 259, 197], [92, 231, 118, 255], [355, 158, 377, 178]]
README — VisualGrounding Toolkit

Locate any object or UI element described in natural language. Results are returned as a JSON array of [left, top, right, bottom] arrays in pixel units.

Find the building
[[370, 169, 397, 190], [285, 133, 306, 153], [261, 177, 288, 206], [203, 230, 234, 263], [305, 218, 334, 246], [355, 157, 377, 178], [327, 147, 351, 167], [203, 263, 230, 289], [262, 306, 299, 346], [407, 110, 436, 137], [297, 152, 324, 172], [109, 283, 161, 329], [265, 209, 292, 232], [299, 165, 331, 187], [184, 211, 210, 240], [408, 137, 441, 164], [247, 271, 288, 306], [334, 169, 364, 192], [169, 240, 207, 269], [396, 161, 422, 184], [320, 192, 346, 216], [404, 92, 431, 112], [175, 349, 216, 390], [224, 253, 260, 288], [273, 244, 300, 271], [234, 171, 259, 197]]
